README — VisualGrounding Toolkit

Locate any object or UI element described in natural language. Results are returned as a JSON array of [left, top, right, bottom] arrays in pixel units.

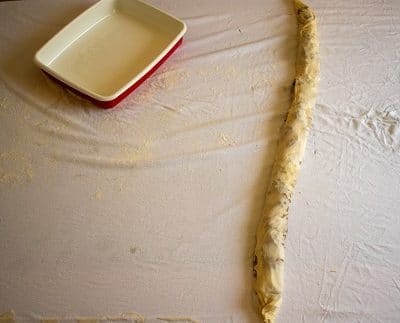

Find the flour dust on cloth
[[1, 0, 400, 323]]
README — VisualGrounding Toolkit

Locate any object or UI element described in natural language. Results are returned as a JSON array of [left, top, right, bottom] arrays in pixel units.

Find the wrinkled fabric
[[0, 0, 399, 322]]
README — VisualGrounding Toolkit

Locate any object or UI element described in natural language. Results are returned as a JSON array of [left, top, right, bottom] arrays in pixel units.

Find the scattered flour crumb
[[219, 133, 236, 147], [225, 65, 238, 79], [0, 97, 7, 110], [118, 141, 151, 166], [0, 151, 33, 184], [119, 312, 145, 323], [94, 189, 103, 200], [153, 70, 187, 90]]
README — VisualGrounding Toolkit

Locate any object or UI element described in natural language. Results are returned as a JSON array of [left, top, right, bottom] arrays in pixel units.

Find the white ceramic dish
[[34, 0, 186, 108]]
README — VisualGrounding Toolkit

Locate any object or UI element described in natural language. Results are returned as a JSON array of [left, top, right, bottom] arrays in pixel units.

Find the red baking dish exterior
[[43, 38, 183, 109]]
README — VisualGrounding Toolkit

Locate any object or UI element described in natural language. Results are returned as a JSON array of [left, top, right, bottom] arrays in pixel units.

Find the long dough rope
[[253, 0, 319, 322]]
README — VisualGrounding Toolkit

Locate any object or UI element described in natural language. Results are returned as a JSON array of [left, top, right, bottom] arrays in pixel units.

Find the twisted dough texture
[[253, 1, 319, 322]]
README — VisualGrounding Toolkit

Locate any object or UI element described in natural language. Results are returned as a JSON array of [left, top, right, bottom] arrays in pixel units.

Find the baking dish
[[34, 0, 186, 108]]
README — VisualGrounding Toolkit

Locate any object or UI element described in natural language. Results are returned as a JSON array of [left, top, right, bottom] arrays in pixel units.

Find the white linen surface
[[1, 0, 399, 322]]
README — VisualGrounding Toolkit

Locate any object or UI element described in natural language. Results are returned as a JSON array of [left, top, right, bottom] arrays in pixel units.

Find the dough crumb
[[119, 311, 145, 322], [157, 318, 199, 323], [219, 133, 236, 146], [118, 141, 151, 166], [94, 189, 103, 200], [77, 319, 98, 323], [0, 151, 33, 185], [153, 70, 187, 90]]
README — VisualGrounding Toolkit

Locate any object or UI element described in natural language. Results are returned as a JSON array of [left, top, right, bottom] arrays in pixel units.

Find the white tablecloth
[[1, 0, 400, 322]]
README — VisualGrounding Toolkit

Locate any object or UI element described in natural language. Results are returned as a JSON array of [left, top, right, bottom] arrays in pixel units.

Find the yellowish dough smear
[[253, 0, 320, 322], [157, 318, 199, 323], [77, 319, 98, 323], [0, 311, 15, 323], [0, 311, 196, 323]]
